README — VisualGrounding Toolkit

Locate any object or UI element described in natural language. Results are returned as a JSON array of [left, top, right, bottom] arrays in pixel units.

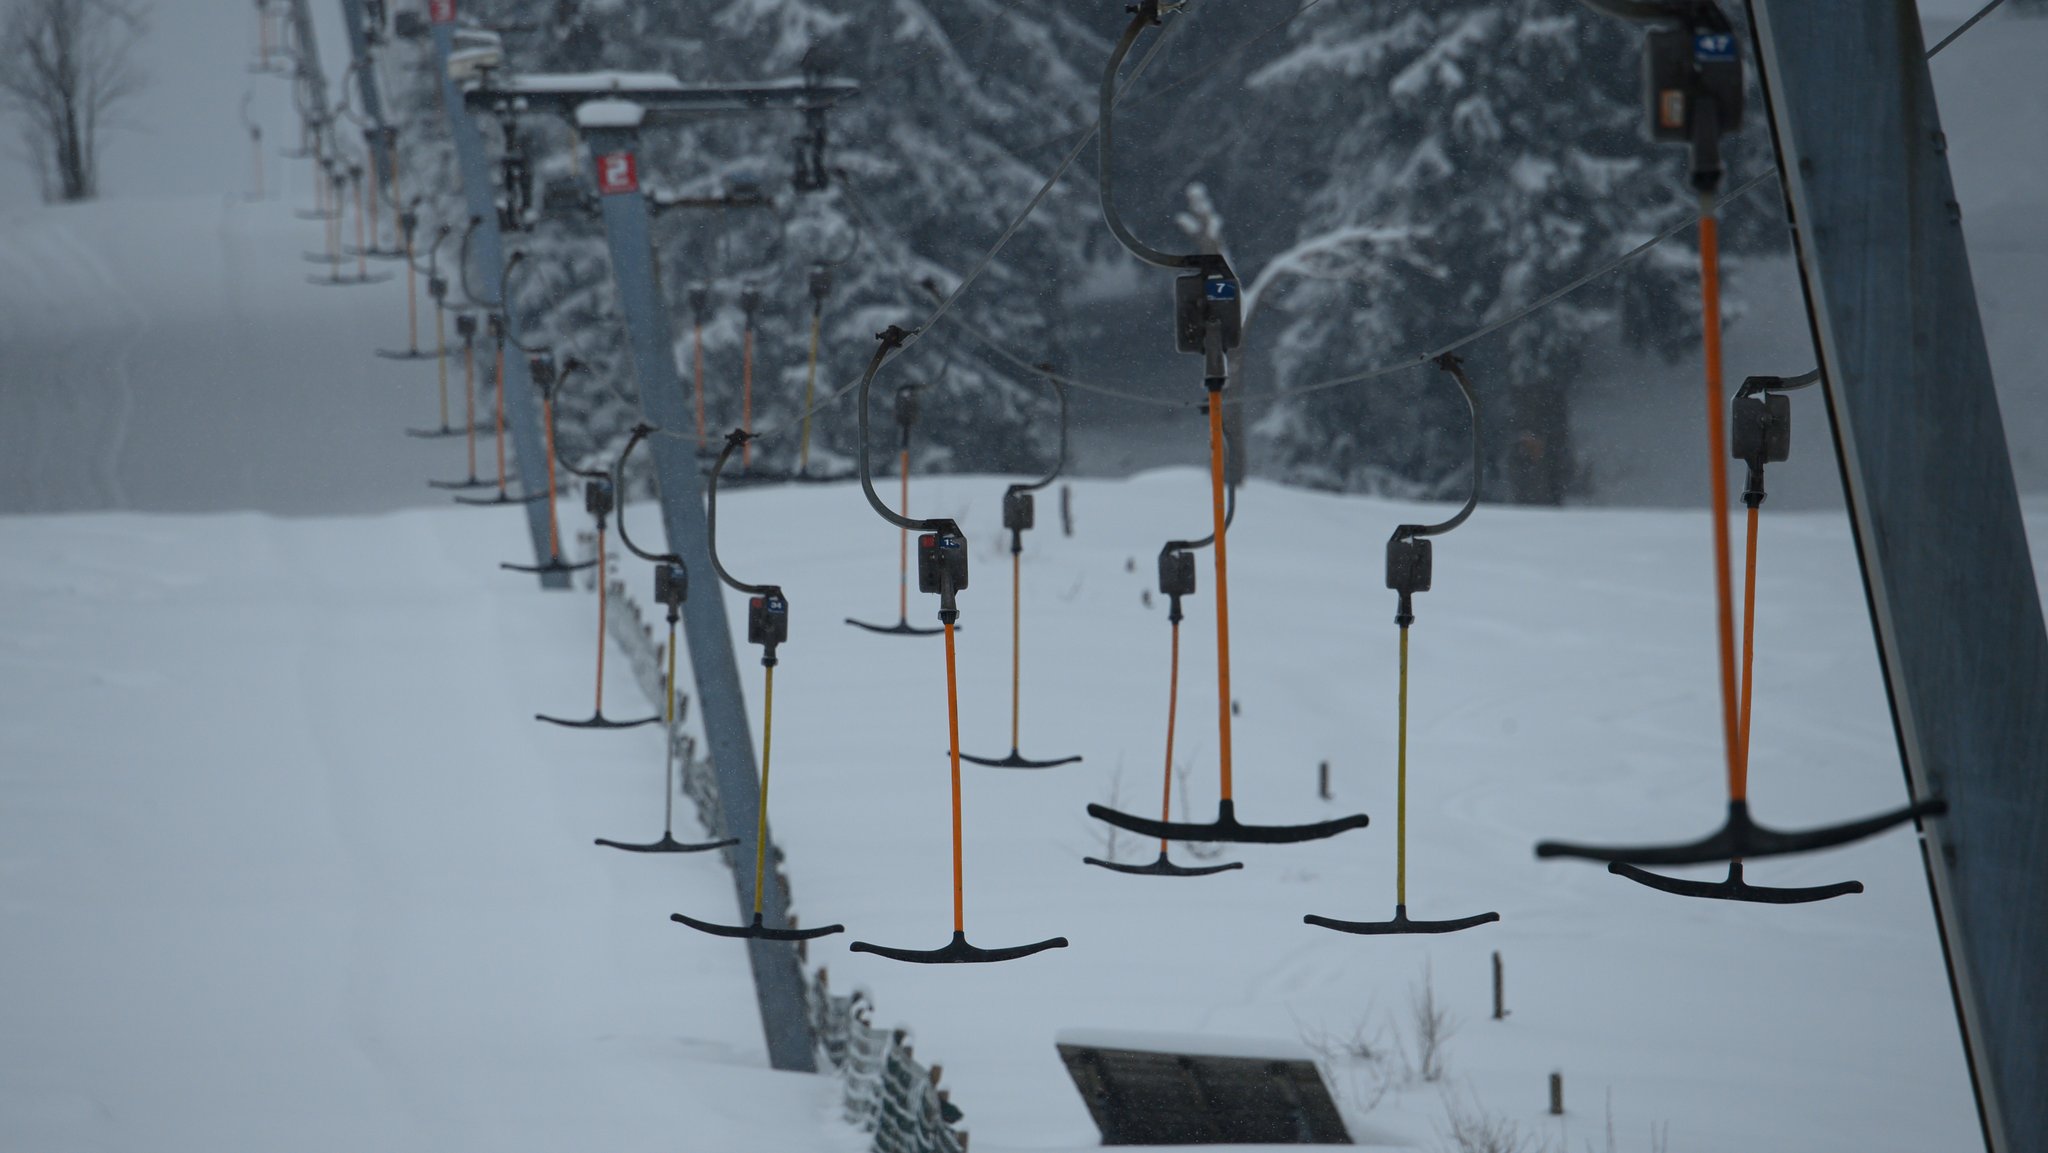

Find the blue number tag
[[1694, 33, 1736, 62], [1205, 279, 1239, 302]]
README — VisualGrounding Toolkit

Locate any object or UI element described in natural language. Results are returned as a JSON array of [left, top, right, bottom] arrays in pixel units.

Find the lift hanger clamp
[[1158, 545, 1196, 623], [1731, 389, 1790, 507], [1175, 261, 1243, 357], [584, 474, 615, 521], [1633, 1, 1744, 191]]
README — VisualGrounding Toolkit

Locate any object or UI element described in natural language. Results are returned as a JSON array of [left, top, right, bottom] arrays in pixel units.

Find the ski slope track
[[2, 476, 2039, 1151]]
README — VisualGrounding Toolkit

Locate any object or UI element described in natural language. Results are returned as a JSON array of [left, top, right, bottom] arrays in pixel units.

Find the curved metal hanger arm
[[1401, 354, 1481, 540], [1737, 367, 1820, 397], [1098, 5, 1205, 272], [1017, 368, 1068, 494], [549, 358, 609, 481], [1164, 421, 1238, 553], [858, 326, 929, 532], [706, 431, 773, 595], [614, 424, 684, 565]]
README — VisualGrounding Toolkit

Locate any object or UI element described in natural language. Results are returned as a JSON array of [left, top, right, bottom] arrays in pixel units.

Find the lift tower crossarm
[[461, 75, 859, 122]]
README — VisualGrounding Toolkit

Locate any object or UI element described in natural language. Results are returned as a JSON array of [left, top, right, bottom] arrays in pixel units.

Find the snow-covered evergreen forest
[[371, 0, 1786, 505]]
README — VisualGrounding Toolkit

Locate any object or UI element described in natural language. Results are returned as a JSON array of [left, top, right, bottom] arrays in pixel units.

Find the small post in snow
[[1317, 760, 1331, 801], [1549, 1071, 1564, 1116], [1061, 483, 1073, 537], [1492, 951, 1507, 1021]]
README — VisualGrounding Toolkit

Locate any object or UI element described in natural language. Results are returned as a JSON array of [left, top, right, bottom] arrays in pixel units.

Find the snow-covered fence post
[[808, 968, 970, 1153]]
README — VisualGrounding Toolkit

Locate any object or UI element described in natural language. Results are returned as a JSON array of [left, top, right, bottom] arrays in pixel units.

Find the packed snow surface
[[4, 467, 2036, 1151]]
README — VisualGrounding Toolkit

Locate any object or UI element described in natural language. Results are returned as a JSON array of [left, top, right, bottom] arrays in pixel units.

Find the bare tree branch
[[0, 0, 148, 200]]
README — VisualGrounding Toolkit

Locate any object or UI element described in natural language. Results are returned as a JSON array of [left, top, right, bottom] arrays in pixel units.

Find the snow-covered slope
[[0, 194, 463, 515], [725, 468, 2030, 1153], [4, 466, 2034, 1151], [0, 507, 865, 1153]]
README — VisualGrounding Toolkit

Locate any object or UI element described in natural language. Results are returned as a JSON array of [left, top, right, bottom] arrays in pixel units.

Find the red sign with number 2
[[596, 151, 638, 195]]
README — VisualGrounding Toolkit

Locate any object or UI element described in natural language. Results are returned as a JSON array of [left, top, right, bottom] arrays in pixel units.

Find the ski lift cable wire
[[1261, 0, 2001, 406]]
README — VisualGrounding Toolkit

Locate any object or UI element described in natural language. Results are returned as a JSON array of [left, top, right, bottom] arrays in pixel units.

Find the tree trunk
[[59, 98, 86, 200], [1504, 374, 1575, 506]]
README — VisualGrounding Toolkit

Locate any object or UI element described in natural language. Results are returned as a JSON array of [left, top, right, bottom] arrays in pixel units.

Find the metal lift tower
[[462, 70, 857, 1073], [1746, 4, 2048, 1150], [425, 1, 564, 584]]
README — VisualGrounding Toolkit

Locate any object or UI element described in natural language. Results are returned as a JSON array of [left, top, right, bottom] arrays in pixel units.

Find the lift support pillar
[[336, 0, 394, 181], [579, 119, 815, 1073], [1746, 5, 2047, 1151], [427, 5, 564, 585]]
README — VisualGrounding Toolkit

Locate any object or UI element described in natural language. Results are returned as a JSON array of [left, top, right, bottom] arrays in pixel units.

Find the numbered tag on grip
[[1644, 25, 1744, 144], [1002, 489, 1035, 533], [653, 562, 688, 609], [1173, 272, 1243, 354], [748, 592, 790, 647], [917, 531, 969, 595]]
